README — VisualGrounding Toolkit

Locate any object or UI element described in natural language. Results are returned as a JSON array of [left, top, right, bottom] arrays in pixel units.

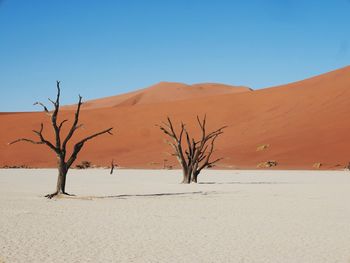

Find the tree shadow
[[69, 191, 219, 200], [199, 182, 292, 185], [97, 191, 217, 199]]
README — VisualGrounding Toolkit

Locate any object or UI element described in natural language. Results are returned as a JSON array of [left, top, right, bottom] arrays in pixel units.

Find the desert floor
[[1, 169, 350, 263]]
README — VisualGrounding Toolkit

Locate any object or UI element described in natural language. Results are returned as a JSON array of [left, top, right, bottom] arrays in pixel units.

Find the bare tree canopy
[[158, 115, 226, 183], [10, 81, 113, 198]]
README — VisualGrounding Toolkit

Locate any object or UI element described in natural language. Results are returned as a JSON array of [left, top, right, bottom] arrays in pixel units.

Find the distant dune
[[1, 66, 350, 169]]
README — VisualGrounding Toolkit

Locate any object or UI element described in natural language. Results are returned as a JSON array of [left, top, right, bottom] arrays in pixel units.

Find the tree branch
[[33, 102, 50, 115], [48, 81, 62, 149], [32, 123, 58, 152], [76, 127, 113, 145], [10, 123, 57, 152], [58, 119, 68, 130], [158, 118, 188, 172], [62, 95, 83, 151], [9, 138, 43, 145], [66, 127, 113, 168]]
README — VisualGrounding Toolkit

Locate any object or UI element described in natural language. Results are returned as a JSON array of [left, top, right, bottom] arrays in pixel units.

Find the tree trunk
[[45, 160, 69, 198], [181, 168, 192, 184], [191, 172, 198, 183], [56, 163, 68, 194]]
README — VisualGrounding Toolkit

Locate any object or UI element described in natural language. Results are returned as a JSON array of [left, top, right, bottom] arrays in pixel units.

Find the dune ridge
[[64, 82, 251, 109]]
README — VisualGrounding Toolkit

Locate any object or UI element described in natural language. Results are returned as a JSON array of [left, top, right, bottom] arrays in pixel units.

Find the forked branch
[[62, 95, 83, 150]]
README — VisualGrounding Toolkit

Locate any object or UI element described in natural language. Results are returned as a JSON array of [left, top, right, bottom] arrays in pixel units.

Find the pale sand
[[1, 169, 350, 263]]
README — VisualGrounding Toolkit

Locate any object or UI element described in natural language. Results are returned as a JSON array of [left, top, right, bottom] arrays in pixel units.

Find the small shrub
[[256, 144, 270, 151], [2, 164, 28, 169], [313, 162, 322, 169], [257, 160, 277, 168], [76, 161, 92, 169]]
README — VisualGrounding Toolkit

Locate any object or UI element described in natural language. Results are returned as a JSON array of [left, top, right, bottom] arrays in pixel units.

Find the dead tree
[[110, 159, 117, 174], [158, 116, 226, 183], [9, 81, 113, 198]]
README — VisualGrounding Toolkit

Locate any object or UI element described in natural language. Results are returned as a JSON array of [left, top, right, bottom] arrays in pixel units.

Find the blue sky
[[0, 0, 349, 111]]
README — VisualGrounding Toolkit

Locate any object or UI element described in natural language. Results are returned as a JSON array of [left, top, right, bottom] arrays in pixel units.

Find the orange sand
[[1, 67, 350, 169]]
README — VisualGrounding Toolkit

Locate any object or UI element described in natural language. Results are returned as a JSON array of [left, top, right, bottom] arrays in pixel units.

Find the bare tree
[[10, 81, 113, 198], [110, 159, 117, 174], [158, 116, 226, 183]]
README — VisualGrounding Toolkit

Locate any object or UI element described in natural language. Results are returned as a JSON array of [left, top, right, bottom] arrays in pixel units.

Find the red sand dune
[[1, 66, 350, 169]]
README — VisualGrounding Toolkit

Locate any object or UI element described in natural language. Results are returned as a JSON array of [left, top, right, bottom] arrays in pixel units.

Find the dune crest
[[65, 81, 251, 109]]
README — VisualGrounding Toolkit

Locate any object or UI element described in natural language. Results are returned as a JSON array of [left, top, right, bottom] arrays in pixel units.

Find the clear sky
[[0, 0, 349, 111]]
